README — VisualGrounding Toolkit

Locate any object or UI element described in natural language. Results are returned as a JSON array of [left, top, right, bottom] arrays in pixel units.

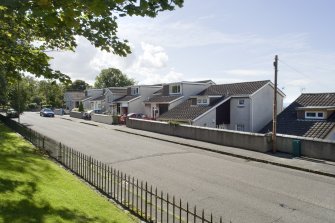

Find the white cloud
[[136, 42, 168, 69]]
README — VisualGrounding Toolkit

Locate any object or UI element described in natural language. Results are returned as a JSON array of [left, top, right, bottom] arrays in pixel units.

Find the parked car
[[40, 108, 55, 117], [127, 113, 147, 119], [83, 110, 94, 120], [6, 108, 19, 118]]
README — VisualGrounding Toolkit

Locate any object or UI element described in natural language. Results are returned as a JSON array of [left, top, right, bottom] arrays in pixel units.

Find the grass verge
[[0, 122, 137, 223]]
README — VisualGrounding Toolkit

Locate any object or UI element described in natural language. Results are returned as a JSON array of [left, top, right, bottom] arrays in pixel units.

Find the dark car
[[6, 108, 19, 118], [127, 113, 147, 119], [40, 108, 55, 117]]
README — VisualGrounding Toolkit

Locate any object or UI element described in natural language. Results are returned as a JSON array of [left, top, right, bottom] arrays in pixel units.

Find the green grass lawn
[[0, 123, 137, 223]]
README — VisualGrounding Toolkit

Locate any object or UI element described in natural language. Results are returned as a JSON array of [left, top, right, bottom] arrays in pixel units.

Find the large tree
[[0, 71, 8, 108], [0, 0, 183, 83], [94, 68, 135, 88], [66, 80, 90, 91]]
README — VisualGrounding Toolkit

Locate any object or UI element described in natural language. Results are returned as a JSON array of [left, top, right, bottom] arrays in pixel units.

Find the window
[[197, 97, 209, 105], [238, 99, 245, 107], [131, 87, 139, 95], [236, 124, 245, 131], [170, 85, 181, 94], [305, 111, 324, 119]]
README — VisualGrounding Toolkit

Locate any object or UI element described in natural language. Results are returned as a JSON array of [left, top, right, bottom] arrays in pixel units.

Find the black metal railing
[[0, 115, 224, 223]]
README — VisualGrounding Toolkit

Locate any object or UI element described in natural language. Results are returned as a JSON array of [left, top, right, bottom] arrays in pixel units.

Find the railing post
[[173, 196, 175, 223], [179, 199, 182, 223], [187, 202, 189, 223], [58, 143, 62, 161], [194, 205, 196, 223], [145, 182, 148, 220], [202, 209, 205, 223]]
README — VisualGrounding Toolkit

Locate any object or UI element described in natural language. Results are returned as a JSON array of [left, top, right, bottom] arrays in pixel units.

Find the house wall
[[105, 91, 126, 114], [326, 127, 335, 141], [82, 100, 91, 111], [64, 91, 85, 110], [251, 84, 284, 132], [129, 86, 162, 114], [181, 83, 211, 99], [229, 97, 251, 131], [128, 97, 142, 114], [193, 108, 216, 128]]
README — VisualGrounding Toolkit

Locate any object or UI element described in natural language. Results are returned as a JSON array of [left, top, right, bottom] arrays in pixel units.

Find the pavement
[[63, 115, 335, 178]]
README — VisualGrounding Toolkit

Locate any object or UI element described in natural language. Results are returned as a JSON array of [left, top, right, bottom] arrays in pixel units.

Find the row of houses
[[64, 80, 335, 140]]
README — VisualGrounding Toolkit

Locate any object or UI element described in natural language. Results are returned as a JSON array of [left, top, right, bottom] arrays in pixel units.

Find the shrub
[[168, 120, 180, 127], [78, 102, 84, 112]]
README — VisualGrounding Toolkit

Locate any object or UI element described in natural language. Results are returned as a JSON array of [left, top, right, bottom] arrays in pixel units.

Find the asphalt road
[[19, 112, 335, 223]]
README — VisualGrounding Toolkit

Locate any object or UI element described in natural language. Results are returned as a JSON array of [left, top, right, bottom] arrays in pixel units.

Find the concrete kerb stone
[[114, 128, 335, 179]]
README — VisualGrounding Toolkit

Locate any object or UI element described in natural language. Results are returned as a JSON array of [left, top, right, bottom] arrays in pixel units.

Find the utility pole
[[272, 55, 278, 153]]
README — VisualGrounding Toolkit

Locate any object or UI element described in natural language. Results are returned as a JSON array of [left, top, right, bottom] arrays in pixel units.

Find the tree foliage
[[67, 80, 90, 91], [7, 80, 29, 114], [94, 68, 135, 88], [0, 0, 183, 83]]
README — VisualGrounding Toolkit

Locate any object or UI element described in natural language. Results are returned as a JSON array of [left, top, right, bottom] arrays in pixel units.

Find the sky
[[48, 0, 335, 104]]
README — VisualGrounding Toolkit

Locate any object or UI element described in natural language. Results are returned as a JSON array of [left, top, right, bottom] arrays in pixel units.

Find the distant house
[[64, 91, 85, 111], [143, 80, 214, 119], [104, 87, 127, 114], [260, 93, 335, 140], [158, 80, 285, 132], [113, 85, 162, 115], [82, 89, 104, 112]]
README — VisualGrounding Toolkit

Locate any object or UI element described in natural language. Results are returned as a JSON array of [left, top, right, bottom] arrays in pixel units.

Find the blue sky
[[48, 0, 335, 103]]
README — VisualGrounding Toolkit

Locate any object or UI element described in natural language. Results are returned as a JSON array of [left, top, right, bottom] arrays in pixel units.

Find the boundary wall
[[126, 118, 335, 162]]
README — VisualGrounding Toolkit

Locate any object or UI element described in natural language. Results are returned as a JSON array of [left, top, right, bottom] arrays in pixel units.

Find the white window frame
[[197, 97, 209, 105], [170, 84, 181, 94], [131, 87, 139, 95], [305, 111, 325, 119]]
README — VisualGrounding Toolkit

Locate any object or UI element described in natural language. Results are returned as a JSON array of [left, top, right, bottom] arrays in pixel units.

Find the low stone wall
[[127, 118, 271, 153], [126, 118, 335, 161], [91, 114, 114, 125], [54, 109, 64, 115], [69, 111, 83, 119]]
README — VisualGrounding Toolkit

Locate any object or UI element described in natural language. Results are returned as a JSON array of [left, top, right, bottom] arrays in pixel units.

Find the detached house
[[158, 80, 285, 132], [260, 93, 335, 140], [143, 80, 214, 119], [112, 85, 162, 115]]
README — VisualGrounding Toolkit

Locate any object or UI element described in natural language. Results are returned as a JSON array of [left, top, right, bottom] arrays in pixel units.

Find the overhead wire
[[278, 58, 330, 90]]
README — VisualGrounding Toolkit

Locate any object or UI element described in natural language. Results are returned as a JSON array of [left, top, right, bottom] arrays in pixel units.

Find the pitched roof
[[198, 80, 270, 96], [114, 95, 140, 102], [260, 93, 335, 139], [91, 95, 105, 101], [107, 87, 127, 94], [158, 98, 224, 121], [144, 95, 182, 103]]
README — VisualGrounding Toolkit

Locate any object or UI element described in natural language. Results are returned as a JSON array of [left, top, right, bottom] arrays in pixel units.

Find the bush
[[78, 102, 84, 112], [168, 120, 180, 127], [27, 103, 38, 110]]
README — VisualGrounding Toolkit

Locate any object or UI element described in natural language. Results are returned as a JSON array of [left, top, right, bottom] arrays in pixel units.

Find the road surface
[[18, 112, 335, 223]]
